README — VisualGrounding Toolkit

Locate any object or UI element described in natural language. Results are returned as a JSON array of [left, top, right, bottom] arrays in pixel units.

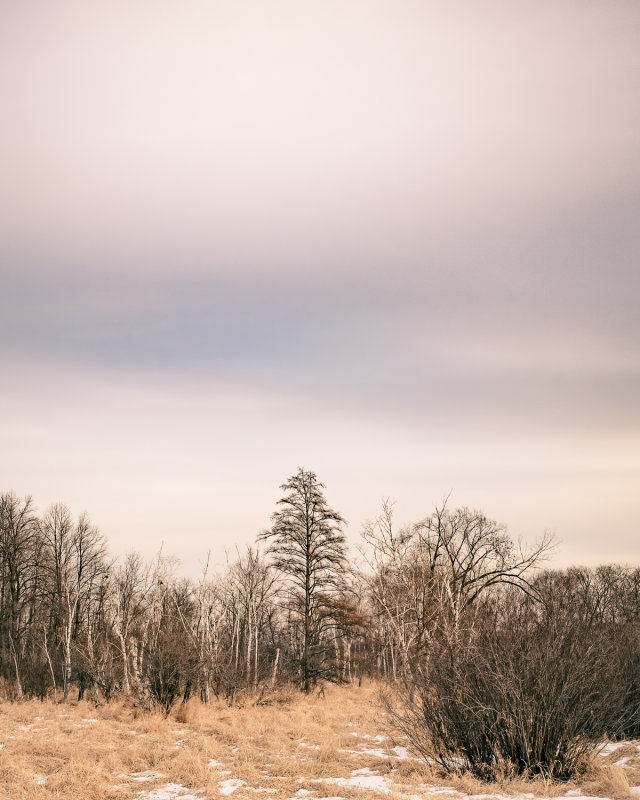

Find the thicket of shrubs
[[1, 478, 639, 781], [389, 582, 640, 779]]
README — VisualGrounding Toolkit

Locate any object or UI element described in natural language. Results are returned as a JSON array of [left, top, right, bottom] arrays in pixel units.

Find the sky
[[1, 0, 639, 575]]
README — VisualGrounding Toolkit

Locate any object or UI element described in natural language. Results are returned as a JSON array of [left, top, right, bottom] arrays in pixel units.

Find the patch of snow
[[136, 783, 201, 800], [35, 775, 47, 785], [82, 717, 99, 723], [219, 779, 246, 795], [360, 747, 388, 758], [339, 744, 418, 761], [322, 767, 392, 794], [560, 795, 609, 800], [630, 788, 640, 795], [208, 758, 223, 767], [339, 747, 388, 758], [599, 742, 626, 754], [614, 756, 631, 767]]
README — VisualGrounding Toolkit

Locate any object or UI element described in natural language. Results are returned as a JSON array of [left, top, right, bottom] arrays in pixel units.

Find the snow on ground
[[599, 741, 627, 754], [320, 766, 392, 793], [219, 778, 247, 795], [338, 746, 389, 758], [136, 784, 201, 800], [339, 744, 414, 759], [128, 743, 640, 800], [338, 730, 415, 761], [14, 708, 639, 800]]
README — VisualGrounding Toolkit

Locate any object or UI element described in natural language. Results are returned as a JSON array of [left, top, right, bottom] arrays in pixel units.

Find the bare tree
[[411, 504, 553, 631], [226, 548, 277, 690], [0, 492, 39, 696], [39, 505, 108, 699], [109, 552, 148, 695], [259, 468, 347, 691], [361, 500, 442, 678], [192, 555, 224, 702]]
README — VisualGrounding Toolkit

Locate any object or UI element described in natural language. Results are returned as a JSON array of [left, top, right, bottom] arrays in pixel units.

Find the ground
[[0, 683, 638, 800]]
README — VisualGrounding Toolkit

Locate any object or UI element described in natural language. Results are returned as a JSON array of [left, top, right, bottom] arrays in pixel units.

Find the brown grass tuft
[[578, 755, 633, 799]]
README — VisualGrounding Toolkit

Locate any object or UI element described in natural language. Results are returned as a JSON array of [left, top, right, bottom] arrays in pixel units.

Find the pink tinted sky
[[1, 1, 639, 574]]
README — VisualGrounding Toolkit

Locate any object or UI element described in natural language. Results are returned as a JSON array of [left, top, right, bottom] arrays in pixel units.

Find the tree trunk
[[117, 629, 130, 694], [63, 624, 72, 700], [271, 647, 280, 688]]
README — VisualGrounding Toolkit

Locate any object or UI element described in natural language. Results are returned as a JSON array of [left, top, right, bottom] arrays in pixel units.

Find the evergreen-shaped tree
[[259, 468, 346, 691]]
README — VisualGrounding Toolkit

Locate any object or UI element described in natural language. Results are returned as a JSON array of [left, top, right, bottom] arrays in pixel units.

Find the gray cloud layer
[[1, 0, 639, 569]]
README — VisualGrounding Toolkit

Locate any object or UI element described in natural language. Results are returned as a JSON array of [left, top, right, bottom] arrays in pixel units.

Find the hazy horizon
[[2, 1, 639, 575]]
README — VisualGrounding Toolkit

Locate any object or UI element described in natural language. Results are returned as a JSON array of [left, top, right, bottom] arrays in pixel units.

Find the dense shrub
[[388, 589, 640, 780]]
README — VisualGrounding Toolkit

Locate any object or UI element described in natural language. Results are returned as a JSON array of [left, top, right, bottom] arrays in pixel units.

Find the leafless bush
[[388, 589, 640, 780]]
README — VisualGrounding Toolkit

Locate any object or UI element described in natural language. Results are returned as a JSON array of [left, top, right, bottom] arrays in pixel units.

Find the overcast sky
[[1, 0, 639, 574]]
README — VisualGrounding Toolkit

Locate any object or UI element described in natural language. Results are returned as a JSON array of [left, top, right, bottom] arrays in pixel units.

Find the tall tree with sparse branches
[[259, 468, 346, 691]]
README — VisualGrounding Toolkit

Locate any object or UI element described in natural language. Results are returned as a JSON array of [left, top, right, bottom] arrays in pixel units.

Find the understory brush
[[387, 589, 640, 781]]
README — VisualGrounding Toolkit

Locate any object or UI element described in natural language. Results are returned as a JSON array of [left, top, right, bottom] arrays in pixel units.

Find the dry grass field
[[0, 682, 638, 800]]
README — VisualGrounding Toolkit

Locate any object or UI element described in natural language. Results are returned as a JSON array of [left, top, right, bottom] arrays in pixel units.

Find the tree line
[[2, 469, 639, 776]]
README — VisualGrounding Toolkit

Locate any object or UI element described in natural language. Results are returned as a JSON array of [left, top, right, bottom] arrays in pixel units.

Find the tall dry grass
[[0, 683, 637, 800]]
